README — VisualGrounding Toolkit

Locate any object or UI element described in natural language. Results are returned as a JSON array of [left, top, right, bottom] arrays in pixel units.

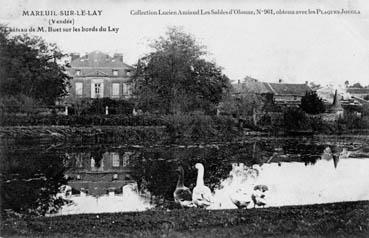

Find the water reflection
[[54, 150, 152, 215], [212, 158, 369, 209], [0, 149, 68, 215], [1, 138, 369, 216]]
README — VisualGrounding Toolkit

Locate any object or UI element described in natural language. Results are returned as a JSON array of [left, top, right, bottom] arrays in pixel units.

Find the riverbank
[[1, 113, 369, 145], [1, 201, 368, 237]]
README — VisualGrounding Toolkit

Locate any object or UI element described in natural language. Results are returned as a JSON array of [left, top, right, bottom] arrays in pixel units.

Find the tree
[[133, 27, 230, 114], [283, 107, 311, 131], [350, 82, 363, 88], [344, 80, 349, 88], [218, 90, 264, 117], [0, 25, 70, 106], [300, 91, 325, 114]]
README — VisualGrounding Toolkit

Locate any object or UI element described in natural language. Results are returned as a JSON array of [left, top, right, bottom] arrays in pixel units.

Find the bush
[[69, 98, 135, 115], [0, 94, 43, 115], [300, 91, 325, 114], [283, 107, 311, 131], [163, 113, 240, 143]]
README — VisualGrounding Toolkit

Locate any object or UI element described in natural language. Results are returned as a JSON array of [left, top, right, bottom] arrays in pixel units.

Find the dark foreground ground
[[1, 201, 369, 237]]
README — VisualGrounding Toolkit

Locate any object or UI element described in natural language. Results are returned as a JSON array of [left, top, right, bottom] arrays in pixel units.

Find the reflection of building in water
[[65, 151, 135, 197]]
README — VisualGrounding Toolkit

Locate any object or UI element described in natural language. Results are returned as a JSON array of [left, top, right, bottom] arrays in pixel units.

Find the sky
[[1, 0, 369, 86]]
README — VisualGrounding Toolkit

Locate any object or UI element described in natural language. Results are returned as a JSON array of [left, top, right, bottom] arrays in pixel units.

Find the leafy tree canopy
[[133, 27, 230, 114], [0, 25, 70, 106], [349, 83, 363, 88], [300, 91, 325, 115]]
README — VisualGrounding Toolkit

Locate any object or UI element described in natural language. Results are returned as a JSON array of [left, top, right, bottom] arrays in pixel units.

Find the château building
[[66, 51, 135, 102]]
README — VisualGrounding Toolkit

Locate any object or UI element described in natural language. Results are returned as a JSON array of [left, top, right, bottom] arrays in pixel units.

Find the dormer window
[[112, 70, 118, 76], [76, 70, 81, 76]]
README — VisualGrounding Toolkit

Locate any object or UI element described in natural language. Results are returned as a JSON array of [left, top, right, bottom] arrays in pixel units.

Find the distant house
[[316, 85, 350, 104], [346, 88, 369, 99], [66, 51, 134, 102], [232, 76, 311, 106]]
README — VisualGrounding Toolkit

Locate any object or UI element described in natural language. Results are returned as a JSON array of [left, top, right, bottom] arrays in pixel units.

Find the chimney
[[278, 79, 283, 83], [70, 53, 80, 61], [238, 80, 240, 84], [113, 53, 123, 62], [305, 81, 309, 85]]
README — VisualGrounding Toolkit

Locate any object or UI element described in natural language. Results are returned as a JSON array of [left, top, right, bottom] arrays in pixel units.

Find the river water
[[1, 136, 368, 216]]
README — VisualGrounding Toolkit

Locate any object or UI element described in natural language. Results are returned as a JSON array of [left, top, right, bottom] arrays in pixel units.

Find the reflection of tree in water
[[129, 140, 338, 207], [0, 148, 69, 216], [130, 147, 234, 206]]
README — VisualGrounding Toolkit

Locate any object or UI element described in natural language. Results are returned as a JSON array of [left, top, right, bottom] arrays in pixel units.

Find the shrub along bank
[[0, 114, 246, 144], [1, 111, 368, 145]]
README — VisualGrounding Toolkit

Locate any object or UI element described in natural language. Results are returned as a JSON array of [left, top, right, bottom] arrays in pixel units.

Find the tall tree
[[0, 25, 70, 106], [133, 27, 230, 114], [350, 83, 363, 88], [300, 91, 325, 114]]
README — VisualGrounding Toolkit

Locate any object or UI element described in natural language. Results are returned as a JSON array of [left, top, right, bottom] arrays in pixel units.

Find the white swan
[[173, 166, 195, 208], [251, 185, 268, 208], [230, 187, 252, 209], [192, 163, 213, 208]]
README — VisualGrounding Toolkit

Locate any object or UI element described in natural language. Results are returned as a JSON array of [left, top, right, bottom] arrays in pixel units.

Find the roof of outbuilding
[[232, 76, 311, 96], [346, 88, 369, 94], [266, 83, 311, 96], [232, 76, 273, 94]]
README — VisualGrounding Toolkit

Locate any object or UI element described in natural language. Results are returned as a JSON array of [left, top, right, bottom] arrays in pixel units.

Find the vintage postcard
[[0, 0, 368, 237]]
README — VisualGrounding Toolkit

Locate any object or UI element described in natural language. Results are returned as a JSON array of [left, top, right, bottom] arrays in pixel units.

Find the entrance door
[[91, 80, 104, 98]]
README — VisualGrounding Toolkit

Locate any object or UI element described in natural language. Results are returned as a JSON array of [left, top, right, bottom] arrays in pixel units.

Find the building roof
[[347, 88, 369, 94], [232, 76, 311, 96], [68, 51, 134, 78], [266, 83, 311, 96], [232, 76, 272, 94]]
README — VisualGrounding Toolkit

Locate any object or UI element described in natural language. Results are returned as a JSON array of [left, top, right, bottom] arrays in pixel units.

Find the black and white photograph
[[0, 0, 369, 237]]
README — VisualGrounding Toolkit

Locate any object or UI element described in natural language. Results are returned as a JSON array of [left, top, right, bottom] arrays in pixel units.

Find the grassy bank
[[1, 201, 368, 237]]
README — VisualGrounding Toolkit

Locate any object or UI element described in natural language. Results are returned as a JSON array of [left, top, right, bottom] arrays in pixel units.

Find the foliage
[[364, 95, 369, 101], [0, 94, 43, 115], [0, 114, 166, 126], [163, 113, 239, 143], [218, 90, 264, 117], [68, 98, 135, 115], [0, 150, 69, 216], [338, 111, 369, 130], [133, 27, 230, 114], [0, 25, 70, 106], [363, 104, 369, 116], [283, 107, 311, 131], [349, 83, 363, 88], [300, 91, 325, 115]]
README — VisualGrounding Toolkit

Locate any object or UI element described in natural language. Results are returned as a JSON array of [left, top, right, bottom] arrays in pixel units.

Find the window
[[76, 70, 81, 76], [125, 70, 131, 76], [122, 152, 130, 167], [112, 70, 118, 76], [111, 153, 120, 167], [75, 82, 83, 96], [123, 83, 131, 95], [112, 83, 120, 97], [95, 83, 101, 98]]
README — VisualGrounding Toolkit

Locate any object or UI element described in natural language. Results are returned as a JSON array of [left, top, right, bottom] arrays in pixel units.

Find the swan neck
[[196, 167, 204, 186], [177, 170, 184, 187]]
